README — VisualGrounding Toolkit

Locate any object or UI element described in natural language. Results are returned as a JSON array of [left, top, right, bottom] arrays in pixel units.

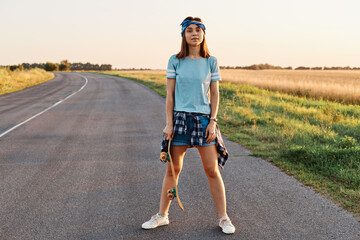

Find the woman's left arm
[[205, 81, 219, 143]]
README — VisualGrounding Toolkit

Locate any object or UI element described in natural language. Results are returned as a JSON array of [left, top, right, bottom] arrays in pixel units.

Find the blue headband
[[180, 20, 206, 36]]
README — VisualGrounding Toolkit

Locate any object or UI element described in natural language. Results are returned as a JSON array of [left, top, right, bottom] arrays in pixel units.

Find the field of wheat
[[220, 69, 360, 105], [110, 69, 360, 105]]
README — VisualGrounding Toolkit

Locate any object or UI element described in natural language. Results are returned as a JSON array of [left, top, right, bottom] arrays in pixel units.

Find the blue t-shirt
[[166, 54, 222, 114]]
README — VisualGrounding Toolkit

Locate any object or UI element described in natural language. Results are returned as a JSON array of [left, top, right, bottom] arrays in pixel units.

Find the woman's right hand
[[163, 124, 174, 140]]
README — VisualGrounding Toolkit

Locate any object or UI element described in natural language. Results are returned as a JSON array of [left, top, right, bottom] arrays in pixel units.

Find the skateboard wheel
[[167, 187, 177, 200], [160, 152, 167, 162], [167, 189, 175, 200]]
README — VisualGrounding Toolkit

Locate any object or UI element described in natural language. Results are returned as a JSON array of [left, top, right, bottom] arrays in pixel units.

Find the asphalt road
[[0, 72, 359, 240]]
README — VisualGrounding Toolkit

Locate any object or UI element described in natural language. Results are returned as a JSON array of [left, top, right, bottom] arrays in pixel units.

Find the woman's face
[[184, 23, 204, 47]]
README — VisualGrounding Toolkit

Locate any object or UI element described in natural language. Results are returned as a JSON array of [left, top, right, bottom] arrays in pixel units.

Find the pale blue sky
[[1, 0, 359, 69]]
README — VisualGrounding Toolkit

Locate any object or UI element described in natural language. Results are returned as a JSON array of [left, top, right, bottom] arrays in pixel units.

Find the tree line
[[220, 63, 360, 70], [2, 60, 112, 72]]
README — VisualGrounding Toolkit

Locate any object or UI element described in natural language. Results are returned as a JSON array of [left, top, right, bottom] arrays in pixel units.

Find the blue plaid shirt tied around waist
[[161, 111, 229, 169]]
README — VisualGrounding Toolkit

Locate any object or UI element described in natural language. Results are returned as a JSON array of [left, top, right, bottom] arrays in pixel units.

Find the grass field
[[220, 69, 360, 105], [100, 70, 360, 219], [109, 69, 360, 105], [0, 68, 54, 96]]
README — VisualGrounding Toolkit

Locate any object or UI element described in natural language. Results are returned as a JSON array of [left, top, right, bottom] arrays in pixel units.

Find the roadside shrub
[[59, 59, 71, 71], [8, 64, 24, 71], [44, 62, 59, 71]]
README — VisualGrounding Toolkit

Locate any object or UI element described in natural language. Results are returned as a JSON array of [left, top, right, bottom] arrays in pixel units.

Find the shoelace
[[220, 217, 233, 227], [151, 214, 164, 224], [151, 214, 160, 220]]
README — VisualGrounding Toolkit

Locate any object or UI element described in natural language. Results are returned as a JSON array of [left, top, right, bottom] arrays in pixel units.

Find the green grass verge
[[98, 71, 360, 219]]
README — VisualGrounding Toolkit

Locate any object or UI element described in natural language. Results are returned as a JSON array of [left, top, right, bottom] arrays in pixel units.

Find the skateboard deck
[[160, 139, 184, 210]]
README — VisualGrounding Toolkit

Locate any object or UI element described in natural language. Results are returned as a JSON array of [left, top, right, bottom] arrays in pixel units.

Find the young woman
[[142, 16, 235, 234]]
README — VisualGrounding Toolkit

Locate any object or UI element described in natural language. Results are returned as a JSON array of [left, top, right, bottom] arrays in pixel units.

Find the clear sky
[[1, 0, 359, 69]]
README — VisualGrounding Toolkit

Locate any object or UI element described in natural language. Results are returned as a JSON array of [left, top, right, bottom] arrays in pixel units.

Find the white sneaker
[[219, 216, 235, 234], [142, 213, 169, 229]]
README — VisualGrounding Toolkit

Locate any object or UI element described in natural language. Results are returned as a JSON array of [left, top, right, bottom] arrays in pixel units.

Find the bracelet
[[210, 117, 218, 122]]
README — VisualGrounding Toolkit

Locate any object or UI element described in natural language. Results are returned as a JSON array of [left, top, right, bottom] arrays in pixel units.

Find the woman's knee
[[166, 164, 181, 177], [204, 165, 219, 178]]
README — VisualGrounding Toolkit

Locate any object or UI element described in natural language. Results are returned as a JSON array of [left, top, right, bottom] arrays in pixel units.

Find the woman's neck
[[188, 45, 201, 58]]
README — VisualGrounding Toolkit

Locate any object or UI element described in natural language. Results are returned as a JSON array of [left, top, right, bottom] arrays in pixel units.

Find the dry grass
[[0, 68, 54, 95], [112, 69, 360, 105], [221, 69, 360, 105]]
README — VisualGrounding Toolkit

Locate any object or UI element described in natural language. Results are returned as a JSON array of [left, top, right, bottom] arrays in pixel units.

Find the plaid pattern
[[173, 112, 187, 134], [214, 124, 228, 169], [161, 111, 229, 169], [190, 115, 203, 146], [174, 111, 204, 145]]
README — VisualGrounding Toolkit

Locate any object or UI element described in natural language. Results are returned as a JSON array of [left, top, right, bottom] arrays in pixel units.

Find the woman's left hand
[[205, 121, 217, 144]]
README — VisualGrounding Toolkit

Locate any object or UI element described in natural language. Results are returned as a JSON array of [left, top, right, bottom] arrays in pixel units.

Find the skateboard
[[160, 138, 184, 210]]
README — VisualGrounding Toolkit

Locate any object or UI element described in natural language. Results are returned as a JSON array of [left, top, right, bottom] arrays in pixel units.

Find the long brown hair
[[176, 16, 211, 60]]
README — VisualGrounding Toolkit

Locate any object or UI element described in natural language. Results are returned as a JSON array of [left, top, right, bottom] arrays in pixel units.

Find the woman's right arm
[[163, 78, 176, 140]]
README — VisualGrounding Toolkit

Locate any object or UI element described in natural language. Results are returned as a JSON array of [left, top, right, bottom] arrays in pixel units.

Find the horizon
[[1, 0, 359, 69], [3, 61, 360, 71]]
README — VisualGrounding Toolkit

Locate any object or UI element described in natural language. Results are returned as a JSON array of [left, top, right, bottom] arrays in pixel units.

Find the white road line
[[0, 74, 88, 139]]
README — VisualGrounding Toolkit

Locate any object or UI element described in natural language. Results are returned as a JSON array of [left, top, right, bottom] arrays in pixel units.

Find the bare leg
[[159, 145, 187, 216], [197, 145, 227, 218]]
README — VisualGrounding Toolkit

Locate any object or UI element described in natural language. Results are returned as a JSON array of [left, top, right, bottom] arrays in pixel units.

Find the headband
[[180, 20, 206, 36]]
